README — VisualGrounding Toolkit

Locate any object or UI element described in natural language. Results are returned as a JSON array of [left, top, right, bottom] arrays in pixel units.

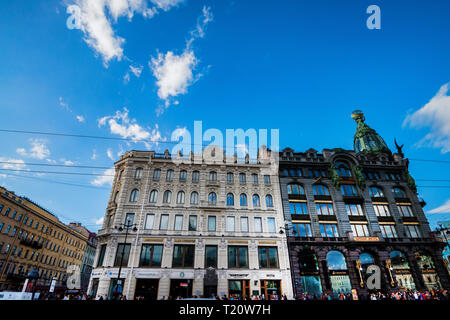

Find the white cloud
[[76, 115, 86, 123], [95, 216, 105, 225], [151, 0, 184, 11], [0, 158, 27, 171], [106, 148, 115, 160], [150, 6, 213, 111], [59, 96, 71, 112], [428, 199, 450, 214], [60, 159, 77, 166], [16, 139, 51, 160], [91, 149, 98, 160], [403, 83, 450, 153], [91, 168, 115, 186], [124, 64, 143, 83]]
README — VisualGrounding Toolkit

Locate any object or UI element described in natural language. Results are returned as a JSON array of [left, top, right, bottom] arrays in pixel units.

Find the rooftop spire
[[351, 110, 390, 154]]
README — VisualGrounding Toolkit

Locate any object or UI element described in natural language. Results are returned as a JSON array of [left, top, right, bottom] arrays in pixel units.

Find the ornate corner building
[[89, 147, 293, 300], [280, 111, 450, 298]]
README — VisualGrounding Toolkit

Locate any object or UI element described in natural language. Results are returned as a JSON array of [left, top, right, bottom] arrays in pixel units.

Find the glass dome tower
[[351, 110, 390, 154]]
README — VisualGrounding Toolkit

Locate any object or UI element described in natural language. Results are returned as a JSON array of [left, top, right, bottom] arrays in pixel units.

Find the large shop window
[[415, 251, 442, 289], [326, 251, 352, 297], [140, 244, 163, 267], [228, 246, 248, 269], [390, 251, 415, 290], [258, 247, 279, 269], [298, 249, 322, 297], [172, 245, 195, 268]]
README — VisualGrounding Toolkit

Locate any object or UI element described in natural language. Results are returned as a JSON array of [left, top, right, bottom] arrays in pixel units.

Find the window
[[135, 167, 143, 179], [264, 175, 271, 185], [251, 173, 258, 184], [252, 194, 261, 207], [267, 218, 276, 233], [179, 170, 187, 181], [289, 202, 308, 215], [373, 204, 391, 217], [335, 161, 352, 177], [316, 203, 334, 215], [319, 223, 339, 237], [227, 172, 234, 184], [129, 189, 139, 202], [145, 214, 155, 229], [166, 169, 174, 181], [205, 246, 217, 268], [163, 190, 172, 204], [293, 223, 312, 237], [172, 245, 195, 268], [313, 184, 330, 196], [176, 191, 185, 204], [153, 169, 161, 180], [345, 204, 364, 216], [398, 205, 414, 217], [149, 190, 158, 203], [4, 208, 10, 217], [287, 183, 305, 195], [97, 245, 107, 267], [266, 195, 273, 207], [240, 194, 247, 206], [254, 217, 263, 232], [239, 173, 246, 184], [340, 184, 358, 196], [240, 217, 249, 232], [392, 187, 407, 198], [351, 224, 370, 237], [114, 244, 131, 267], [140, 244, 163, 267], [192, 171, 199, 182], [258, 247, 279, 269], [369, 187, 384, 198], [380, 225, 397, 238], [208, 216, 216, 231], [159, 215, 169, 230], [226, 193, 234, 206], [113, 191, 120, 204], [208, 192, 217, 205], [174, 215, 183, 230], [125, 213, 135, 225], [209, 171, 217, 182], [226, 217, 235, 232], [190, 192, 199, 205], [405, 225, 421, 238], [189, 216, 197, 231], [228, 246, 248, 268]]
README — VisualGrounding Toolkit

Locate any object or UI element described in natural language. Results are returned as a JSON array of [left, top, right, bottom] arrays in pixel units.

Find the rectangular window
[[258, 247, 279, 269], [153, 169, 161, 180], [114, 244, 131, 267], [239, 173, 246, 184], [208, 216, 216, 231], [228, 246, 248, 269], [345, 204, 364, 216], [267, 218, 276, 233], [188, 216, 197, 231], [293, 223, 312, 237], [226, 217, 235, 232], [316, 203, 334, 215], [145, 214, 155, 230], [264, 175, 271, 185], [205, 245, 218, 268], [125, 213, 135, 225], [373, 204, 391, 217], [174, 215, 183, 230], [340, 184, 359, 196], [289, 202, 308, 215], [398, 205, 414, 217], [97, 245, 108, 267], [140, 244, 163, 267], [405, 225, 421, 238], [351, 224, 370, 237], [380, 225, 397, 238], [254, 217, 262, 233], [172, 245, 195, 268], [179, 171, 187, 181], [319, 223, 339, 238], [192, 171, 199, 182], [227, 173, 234, 184], [252, 174, 258, 184], [240, 217, 249, 232], [160, 215, 169, 230]]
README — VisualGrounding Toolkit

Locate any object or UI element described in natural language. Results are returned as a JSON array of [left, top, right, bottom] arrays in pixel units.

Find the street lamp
[[113, 219, 137, 300]]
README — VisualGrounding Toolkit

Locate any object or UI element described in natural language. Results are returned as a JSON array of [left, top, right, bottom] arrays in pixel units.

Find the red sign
[[180, 283, 188, 287]]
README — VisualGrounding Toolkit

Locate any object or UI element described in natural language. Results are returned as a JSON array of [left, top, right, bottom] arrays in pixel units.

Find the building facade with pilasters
[[89, 147, 293, 300]]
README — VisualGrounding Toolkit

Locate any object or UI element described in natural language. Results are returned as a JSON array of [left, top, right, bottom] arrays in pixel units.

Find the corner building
[[90, 148, 293, 299], [280, 111, 450, 298]]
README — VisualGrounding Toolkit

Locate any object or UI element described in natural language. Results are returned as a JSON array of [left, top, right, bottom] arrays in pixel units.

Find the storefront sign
[[229, 274, 249, 277], [354, 237, 380, 242]]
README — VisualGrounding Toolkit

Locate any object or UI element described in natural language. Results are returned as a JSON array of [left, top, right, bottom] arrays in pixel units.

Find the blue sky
[[0, 0, 449, 232]]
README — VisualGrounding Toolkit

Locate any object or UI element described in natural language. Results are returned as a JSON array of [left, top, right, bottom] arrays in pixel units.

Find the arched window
[[392, 187, 407, 198], [149, 190, 158, 203], [113, 191, 119, 204], [208, 192, 217, 205], [252, 194, 260, 207], [176, 191, 185, 204], [163, 190, 172, 203], [369, 186, 384, 198], [209, 171, 217, 182], [360, 252, 374, 269], [226, 193, 234, 206], [153, 168, 161, 180], [192, 171, 199, 182], [313, 184, 329, 196], [266, 195, 273, 207], [166, 169, 174, 181], [327, 251, 347, 271], [179, 170, 187, 181], [287, 183, 305, 195], [129, 189, 139, 202], [190, 192, 199, 205], [240, 194, 248, 206], [335, 161, 352, 177], [135, 167, 143, 179]]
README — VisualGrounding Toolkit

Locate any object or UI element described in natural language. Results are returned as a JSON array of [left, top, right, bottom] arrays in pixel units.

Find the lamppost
[[113, 218, 137, 300]]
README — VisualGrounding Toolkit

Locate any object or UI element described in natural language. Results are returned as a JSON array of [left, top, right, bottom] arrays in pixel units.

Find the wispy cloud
[[403, 83, 450, 153], [428, 199, 450, 214], [91, 149, 98, 160], [76, 115, 86, 123], [106, 148, 115, 160], [91, 168, 115, 186], [124, 64, 143, 83], [16, 139, 51, 160]]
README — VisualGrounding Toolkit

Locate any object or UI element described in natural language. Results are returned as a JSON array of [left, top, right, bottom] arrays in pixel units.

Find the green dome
[[351, 110, 390, 154]]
